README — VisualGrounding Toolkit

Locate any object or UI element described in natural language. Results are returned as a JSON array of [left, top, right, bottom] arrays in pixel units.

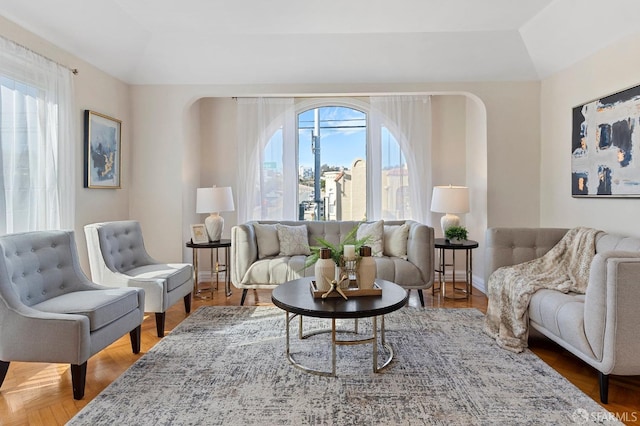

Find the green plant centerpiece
[[304, 223, 370, 268], [445, 226, 468, 244]]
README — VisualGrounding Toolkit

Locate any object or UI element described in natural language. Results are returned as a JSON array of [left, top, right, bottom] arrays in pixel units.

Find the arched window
[[236, 96, 431, 223]]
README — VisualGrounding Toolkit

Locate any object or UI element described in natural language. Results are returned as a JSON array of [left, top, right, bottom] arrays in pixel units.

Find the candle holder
[[340, 255, 358, 288]]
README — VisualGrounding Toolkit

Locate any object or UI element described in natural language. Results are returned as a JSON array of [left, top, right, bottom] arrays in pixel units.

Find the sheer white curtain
[[236, 98, 296, 222], [0, 36, 75, 234], [370, 95, 432, 224]]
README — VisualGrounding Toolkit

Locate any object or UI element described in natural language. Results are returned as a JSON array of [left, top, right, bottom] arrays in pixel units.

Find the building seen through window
[[259, 101, 413, 222], [298, 106, 367, 221]]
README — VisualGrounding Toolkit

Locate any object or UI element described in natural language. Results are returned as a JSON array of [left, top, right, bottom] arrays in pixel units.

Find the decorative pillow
[[356, 220, 384, 256], [254, 223, 279, 259], [383, 224, 410, 259], [276, 224, 311, 256]]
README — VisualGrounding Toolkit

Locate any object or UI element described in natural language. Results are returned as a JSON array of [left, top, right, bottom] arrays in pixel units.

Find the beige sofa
[[231, 220, 434, 306], [485, 227, 640, 403]]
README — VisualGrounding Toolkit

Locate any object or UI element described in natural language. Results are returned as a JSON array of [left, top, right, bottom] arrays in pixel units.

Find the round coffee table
[[271, 278, 408, 376]]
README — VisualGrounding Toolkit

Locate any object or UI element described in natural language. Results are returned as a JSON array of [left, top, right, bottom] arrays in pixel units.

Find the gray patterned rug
[[68, 307, 620, 425]]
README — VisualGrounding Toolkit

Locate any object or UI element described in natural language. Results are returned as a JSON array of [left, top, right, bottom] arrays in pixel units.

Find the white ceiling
[[2, 0, 640, 85]]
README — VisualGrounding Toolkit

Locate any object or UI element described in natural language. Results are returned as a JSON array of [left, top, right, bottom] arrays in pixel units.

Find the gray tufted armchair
[[84, 220, 193, 337], [0, 230, 145, 400]]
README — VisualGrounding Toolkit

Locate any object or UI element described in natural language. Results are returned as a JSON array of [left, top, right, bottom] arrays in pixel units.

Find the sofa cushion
[[529, 289, 595, 359], [277, 224, 311, 256], [374, 256, 424, 286], [126, 263, 193, 292], [254, 223, 279, 259], [32, 288, 139, 332], [383, 224, 409, 259], [242, 256, 311, 285], [357, 220, 384, 256]]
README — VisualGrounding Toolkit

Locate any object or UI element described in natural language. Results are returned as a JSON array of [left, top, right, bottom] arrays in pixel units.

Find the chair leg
[[71, 362, 87, 400], [184, 293, 192, 313], [155, 312, 165, 337], [418, 289, 425, 307], [599, 372, 609, 404], [130, 325, 141, 354], [240, 289, 248, 306], [0, 361, 9, 387]]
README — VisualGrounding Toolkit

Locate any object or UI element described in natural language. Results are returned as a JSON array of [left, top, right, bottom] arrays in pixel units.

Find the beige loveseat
[[231, 220, 434, 306], [485, 227, 640, 403]]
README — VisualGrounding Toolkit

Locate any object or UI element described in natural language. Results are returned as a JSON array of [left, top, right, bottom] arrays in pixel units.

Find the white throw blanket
[[483, 227, 601, 353]]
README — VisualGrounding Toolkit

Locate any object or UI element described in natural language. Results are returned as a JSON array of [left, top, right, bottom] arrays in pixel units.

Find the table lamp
[[196, 186, 235, 241], [430, 185, 469, 236]]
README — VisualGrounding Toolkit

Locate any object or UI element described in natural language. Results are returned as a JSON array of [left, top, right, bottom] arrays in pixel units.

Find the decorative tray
[[310, 280, 382, 299]]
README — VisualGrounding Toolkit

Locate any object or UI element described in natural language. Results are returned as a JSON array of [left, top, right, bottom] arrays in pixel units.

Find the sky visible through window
[[298, 106, 366, 169], [260, 104, 409, 220], [262, 106, 405, 171]]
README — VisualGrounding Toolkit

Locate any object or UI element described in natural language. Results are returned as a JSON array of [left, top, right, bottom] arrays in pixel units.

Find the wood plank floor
[[1, 283, 638, 425]]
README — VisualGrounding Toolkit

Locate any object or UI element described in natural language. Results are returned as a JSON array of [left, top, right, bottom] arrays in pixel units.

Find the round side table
[[186, 239, 232, 298], [433, 238, 479, 299]]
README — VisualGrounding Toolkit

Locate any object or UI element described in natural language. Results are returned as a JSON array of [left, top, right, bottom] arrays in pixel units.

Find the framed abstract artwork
[[571, 84, 640, 197], [84, 110, 121, 188]]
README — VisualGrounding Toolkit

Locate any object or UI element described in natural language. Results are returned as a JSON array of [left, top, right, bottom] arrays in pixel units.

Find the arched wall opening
[[188, 92, 488, 290]]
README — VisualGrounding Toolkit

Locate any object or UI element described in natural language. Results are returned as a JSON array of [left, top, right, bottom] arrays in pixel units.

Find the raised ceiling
[[1, 0, 639, 85]]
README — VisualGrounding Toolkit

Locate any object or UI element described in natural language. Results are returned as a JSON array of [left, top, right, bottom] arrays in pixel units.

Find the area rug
[[68, 307, 620, 425]]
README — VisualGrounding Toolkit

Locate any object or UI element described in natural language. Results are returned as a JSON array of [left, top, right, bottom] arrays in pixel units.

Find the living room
[[5, 3, 640, 278], [1, 1, 640, 424]]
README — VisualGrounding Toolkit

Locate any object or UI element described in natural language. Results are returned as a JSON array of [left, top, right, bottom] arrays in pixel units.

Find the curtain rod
[[1, 35, 78, 75]]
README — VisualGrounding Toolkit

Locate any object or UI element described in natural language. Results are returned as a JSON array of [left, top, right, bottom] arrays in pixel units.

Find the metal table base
[[284, 312, 394, 377]]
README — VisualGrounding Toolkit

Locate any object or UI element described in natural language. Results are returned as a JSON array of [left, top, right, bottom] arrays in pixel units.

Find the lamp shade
[[196, 186, 235, 213], [430, 185, 469, 214]]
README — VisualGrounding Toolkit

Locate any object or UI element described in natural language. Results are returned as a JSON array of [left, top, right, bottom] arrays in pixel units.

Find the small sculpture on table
[[321, 274, 349, 300]]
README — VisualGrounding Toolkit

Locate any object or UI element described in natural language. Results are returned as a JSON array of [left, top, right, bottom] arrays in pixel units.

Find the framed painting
[[84, 110, 121, 188], [571, 84, 640, 197], [190, 224, 209, 244]]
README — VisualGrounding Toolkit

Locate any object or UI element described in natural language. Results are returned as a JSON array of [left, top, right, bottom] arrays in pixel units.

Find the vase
[[357, 246, 376, 289], [314, 248, 334, 291]]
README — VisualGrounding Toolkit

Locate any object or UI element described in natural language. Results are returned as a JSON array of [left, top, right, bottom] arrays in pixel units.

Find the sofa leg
[[184, 293, 192, 313], [418, 289, 425, 307], [155, 312, 165, 337], [71, 362, 87, 400], [130, 325, 141, 354], [0, 361, 9, 387], [599, 372, 609, 404], [240, 289, 248, 306]]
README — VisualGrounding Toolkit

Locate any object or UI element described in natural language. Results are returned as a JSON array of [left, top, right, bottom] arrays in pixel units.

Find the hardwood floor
[[1, 283, 638, 425]]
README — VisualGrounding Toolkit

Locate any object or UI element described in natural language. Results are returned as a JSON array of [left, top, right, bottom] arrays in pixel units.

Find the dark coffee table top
[[271, 278, 408, 319]]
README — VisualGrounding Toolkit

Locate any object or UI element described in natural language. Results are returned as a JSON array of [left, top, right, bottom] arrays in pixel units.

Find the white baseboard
[[438, 269, 486, 295]]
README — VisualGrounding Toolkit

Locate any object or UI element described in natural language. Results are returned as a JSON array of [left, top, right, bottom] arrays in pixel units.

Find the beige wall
[[13, 13, 638, 287], [2, 16, 542, 288], [431, 95, 468, 234], [540, 31, 640, 236]]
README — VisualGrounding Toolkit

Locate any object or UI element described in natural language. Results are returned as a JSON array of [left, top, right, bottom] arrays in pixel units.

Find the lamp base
[[441, 213, 460, 237], [205, 213, 224, 241]]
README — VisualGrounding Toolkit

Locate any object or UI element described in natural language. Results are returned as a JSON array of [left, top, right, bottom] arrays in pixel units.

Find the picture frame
[[190, 224, 209, 244], [571, 84, 640, 197], [84, 110, 122, 188]]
